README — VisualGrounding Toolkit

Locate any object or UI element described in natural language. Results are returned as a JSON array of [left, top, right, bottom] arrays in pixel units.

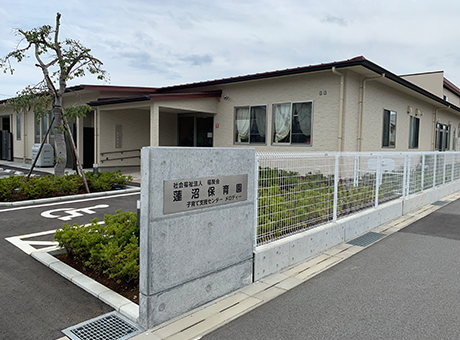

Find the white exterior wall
[[443, 87, 460, 106], [360, 81, 438, 152], [213, 71, 341, 152], [342, 70, 363, 152], [99, 108, 150, 167], [402, 72, 444, 97]]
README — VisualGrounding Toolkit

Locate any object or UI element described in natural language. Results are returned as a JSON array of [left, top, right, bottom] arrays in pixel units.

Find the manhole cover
[[432, 200, 448, 206], [62, 312, 144, 340], [347, 232, 386, 247]]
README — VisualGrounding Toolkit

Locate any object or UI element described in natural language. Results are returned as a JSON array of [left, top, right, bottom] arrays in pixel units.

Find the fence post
[[406, 155, 411, 197], [254, 156, 259, 248], [375, 155, 382, 208], [421, 154, 425, 192], [333, 155, 339, 222], [402, 155, 408, 198], [443, 153, 446, 185], [433, 153, 437, 188], [451, 153, 455, 182], [354, 155, 359, 187]]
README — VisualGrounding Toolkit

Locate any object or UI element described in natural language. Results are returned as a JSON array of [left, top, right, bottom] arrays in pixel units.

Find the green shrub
[[86, 170, 132, 192], [0, 170, 132, 202], [54, 210, 139, 283]]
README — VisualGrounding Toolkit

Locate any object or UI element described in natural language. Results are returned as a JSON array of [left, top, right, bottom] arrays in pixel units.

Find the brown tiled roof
[[157, 56, 368, 92]]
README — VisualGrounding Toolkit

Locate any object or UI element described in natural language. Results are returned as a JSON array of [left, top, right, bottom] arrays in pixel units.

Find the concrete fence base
[[254, 179, 460, 281]]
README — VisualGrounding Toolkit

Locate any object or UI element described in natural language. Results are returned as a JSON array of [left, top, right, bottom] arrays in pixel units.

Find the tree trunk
[[53, 104, 66, 177], [63, 116, 90, 194]]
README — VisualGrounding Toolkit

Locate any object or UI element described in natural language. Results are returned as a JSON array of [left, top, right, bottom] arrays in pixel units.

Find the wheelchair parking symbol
[[40, 204, 110, 221]]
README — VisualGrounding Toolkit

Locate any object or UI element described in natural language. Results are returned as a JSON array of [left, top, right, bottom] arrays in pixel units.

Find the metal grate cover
[[347, 232, 386, 247], [432, 200, 448, 206], [62, 312, 144, 340]]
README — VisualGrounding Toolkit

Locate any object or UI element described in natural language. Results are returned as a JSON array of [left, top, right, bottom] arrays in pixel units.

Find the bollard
[[93, 163, 99, 175]]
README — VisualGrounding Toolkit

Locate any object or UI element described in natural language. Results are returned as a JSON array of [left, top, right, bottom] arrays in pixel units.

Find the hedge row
[[0, 170, 132, 202]]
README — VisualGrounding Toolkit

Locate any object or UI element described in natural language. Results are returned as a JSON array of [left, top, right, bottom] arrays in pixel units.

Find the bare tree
[[1, 12, 107, 177]]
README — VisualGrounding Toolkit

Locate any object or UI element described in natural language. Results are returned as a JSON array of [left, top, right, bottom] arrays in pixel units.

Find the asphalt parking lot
[[0, 189, 140, 340]]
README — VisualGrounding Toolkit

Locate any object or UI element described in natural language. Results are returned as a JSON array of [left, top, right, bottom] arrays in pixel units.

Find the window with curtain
[[273, 101, 312, 145], [409, 116, 419, 149], [234, 106, 266, 144], [382, 109, 396, 147]]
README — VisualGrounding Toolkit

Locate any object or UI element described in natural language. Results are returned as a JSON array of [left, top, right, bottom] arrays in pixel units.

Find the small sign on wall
[[163, 174, 248, 214]]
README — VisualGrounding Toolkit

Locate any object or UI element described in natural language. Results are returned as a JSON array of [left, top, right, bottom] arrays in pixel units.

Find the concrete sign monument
[[139, 147, 256, 328]]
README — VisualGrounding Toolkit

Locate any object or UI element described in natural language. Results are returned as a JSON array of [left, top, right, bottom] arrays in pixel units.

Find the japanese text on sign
[[163, 174, 248, 214]]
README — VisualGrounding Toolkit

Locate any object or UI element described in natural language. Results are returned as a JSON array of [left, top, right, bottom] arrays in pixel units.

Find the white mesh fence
[[256, 151, 460, 245]]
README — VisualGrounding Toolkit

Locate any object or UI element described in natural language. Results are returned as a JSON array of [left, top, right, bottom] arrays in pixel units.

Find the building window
[[234, 106, 266, 144], [436, 123, 450, 151], [382, 109, 396, 147], [273, 102, 312, 145], [409, 116, 420, 149], [34, 112, 54, 143], [16, 113, 21, 140]]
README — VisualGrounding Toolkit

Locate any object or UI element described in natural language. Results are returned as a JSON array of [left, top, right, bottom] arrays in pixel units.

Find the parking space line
[[0, 192, 140, 212], [6, 221, 105, 255]]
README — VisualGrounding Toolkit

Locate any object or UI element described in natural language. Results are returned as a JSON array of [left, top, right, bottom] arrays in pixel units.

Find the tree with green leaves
[[1, 12, 107, 177]]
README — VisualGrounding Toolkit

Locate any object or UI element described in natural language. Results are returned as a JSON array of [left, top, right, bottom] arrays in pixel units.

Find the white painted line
[[41, 204, 110, 221], [7, 228, 59, 254], [17, 229, 57, 239], [5, 236, 36, 255], [0, 192, 140, 212], [31, 245, 60, 253], [27, 240, 58, 246]]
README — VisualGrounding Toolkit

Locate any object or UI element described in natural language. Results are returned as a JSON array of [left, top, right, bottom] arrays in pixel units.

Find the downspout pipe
[[332, 67, 344, 152], [358, 73, 385, 151]]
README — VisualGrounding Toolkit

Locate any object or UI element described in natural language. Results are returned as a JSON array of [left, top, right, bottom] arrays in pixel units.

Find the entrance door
[[65, 123, 77, 169], [178, 116, 213, 147], [2, 117, 10, 132], [83, 127, 94, 168]]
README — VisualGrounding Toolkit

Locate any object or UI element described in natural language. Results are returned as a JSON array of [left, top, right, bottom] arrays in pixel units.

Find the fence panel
[[256, 151, 460, 245], [257, 153, 335, 245]]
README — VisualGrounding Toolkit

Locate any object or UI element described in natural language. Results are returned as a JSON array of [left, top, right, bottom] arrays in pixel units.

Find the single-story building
[[2, 56, 460, 170]]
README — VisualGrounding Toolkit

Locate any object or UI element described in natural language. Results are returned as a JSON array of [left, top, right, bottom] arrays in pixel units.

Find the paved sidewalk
[[130, 191, 460, 340]]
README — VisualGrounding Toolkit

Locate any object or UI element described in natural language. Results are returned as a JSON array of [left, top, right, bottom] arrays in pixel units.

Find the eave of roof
[[66, 84, 159, 93], [157, 56, 368, 92], [89, 90, 222, 107], [443, 78, 460, 97]]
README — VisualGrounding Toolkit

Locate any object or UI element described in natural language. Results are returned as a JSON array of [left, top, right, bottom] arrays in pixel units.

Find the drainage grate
[[347, 232, 386, 247], [62, 312, 144, 340], [432, 200, 448, 206]]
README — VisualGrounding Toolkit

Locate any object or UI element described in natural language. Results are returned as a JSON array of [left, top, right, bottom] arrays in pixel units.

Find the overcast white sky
[[1, 0, 460, 100]]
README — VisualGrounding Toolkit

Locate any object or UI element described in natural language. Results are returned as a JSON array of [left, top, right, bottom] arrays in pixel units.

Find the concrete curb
[[31, 250, 139, 323], [0, 187, 140, 208]]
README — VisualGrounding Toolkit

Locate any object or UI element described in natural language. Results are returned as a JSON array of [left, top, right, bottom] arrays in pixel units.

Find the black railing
[[100, 149, 141, 163]]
